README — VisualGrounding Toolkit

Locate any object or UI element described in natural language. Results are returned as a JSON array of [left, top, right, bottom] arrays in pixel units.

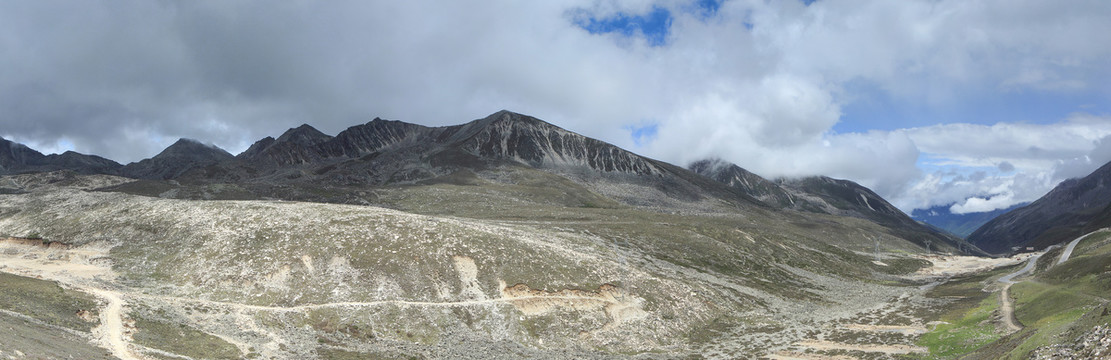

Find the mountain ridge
[[4, 110, 964, 254], [689, 158, 977, 254], [969, 160, 1111, 254], [0, 136, 122, 175]]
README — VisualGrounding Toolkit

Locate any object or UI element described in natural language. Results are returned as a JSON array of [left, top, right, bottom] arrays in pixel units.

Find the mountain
[[689, 159, 975, 254], [3, 110, 1068, 358], [688, 159, 794, 207], [6, 112, 973, 256], [239, 124, 333, 166], [0, 136, 121, 175], [911, 203, 1025, 238], [0, 137, 47, 172], [124, 111, 758, 210], [14, 110, 968, 256], [969, 160, 1111, 254], [120, 138, 234, 180]]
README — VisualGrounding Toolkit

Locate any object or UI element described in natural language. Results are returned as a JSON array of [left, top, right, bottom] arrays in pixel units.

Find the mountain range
[[5, 110, 1111, 358], [1, 110, 971, 255], [13, 109, 1110, 256]]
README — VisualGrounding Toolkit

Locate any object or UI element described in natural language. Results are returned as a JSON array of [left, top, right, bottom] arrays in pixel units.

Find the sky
[[2, 0, 1110, 214]]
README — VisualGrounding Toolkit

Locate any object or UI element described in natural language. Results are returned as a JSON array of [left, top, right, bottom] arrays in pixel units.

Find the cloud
[[900, 115, 1111, 171], [0, 0, 1109, 214], [950, 193, 1015, 214], [885, 116, 1111, 212]]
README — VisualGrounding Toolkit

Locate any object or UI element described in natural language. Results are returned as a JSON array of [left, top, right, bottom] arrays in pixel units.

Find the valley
[[0, 175, 1087, 359]]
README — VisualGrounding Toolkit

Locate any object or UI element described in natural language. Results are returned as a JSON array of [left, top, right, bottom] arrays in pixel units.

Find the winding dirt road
[[999, 284, 1022, 333], [0, 239, 636, 359], [85, 288, 143, 360], [995, 229, 1105, 334], [996, 252, 1042, 333]]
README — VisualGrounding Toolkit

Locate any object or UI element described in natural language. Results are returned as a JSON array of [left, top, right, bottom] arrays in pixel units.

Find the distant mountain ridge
[[0, 136, 121, 175], [912, 203, 1025, 239], [969, 160, 1111, 254]]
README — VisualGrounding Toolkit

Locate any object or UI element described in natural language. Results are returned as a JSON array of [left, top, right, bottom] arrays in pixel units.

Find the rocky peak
[[238, 136, 276, 159], [120, 138, 233, 179], [450, 111, 661, 175], [238, 124, 335, 166], [688, 159, 793, 207], [320, 118, 433, 158], [274, 124, 332, 147], [153, 139, 234, 162], [0, 136, 48, 171]]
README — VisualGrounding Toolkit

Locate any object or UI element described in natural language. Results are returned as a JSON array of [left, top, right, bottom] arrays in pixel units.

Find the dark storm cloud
[[0, 1, 656, 162], [0, 1, 457, 162]]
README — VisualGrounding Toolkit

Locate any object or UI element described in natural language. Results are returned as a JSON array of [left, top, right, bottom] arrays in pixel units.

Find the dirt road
[[999, 283, 1022, 333], [86, 287, 143, 360], [1057, 229, 1104, 265]]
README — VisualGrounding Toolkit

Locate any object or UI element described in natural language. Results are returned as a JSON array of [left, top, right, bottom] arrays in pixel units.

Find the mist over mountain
[[969, 159, 1111, 254], [1, 136, 121, 175], [912, 203, 1025, 239]]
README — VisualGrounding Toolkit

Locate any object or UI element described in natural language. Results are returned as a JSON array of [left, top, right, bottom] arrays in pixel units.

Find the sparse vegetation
[[131, 314, 242, 360], [0, 273, 99, 332], [1, 170, 1105, 359]]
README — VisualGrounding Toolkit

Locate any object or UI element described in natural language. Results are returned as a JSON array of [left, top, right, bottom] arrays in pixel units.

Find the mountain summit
[[120, 138, 233, 180]]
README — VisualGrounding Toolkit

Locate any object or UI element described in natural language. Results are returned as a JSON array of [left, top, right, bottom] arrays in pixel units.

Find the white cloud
[[900, 115, 1111, 171], [884, 116, 1111, 212], [950, 193, 1015, 214]]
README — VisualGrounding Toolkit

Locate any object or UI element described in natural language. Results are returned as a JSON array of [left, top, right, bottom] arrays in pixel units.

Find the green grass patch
[[132, 315, 242, 360], [0, 272, 99, 332], [916, 294, 1002, 358], [317, 348, 423, 360]]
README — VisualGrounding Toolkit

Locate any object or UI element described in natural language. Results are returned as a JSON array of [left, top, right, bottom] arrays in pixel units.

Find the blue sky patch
[[573, 6, 673, 47], [626, 123, 659, 146], [692, 0, 723, 18]]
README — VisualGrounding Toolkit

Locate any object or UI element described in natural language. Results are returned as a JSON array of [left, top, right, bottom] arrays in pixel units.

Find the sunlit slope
[[0, 171, 938, 357]]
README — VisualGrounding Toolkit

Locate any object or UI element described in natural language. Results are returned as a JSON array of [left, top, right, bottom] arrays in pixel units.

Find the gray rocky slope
[[970, 159, 1111, 254], [689, 158, 978, 255]]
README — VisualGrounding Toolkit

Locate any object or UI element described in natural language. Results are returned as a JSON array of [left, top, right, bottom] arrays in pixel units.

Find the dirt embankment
[[500, 282, 647, 329], [1, 237, 71, 250]]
